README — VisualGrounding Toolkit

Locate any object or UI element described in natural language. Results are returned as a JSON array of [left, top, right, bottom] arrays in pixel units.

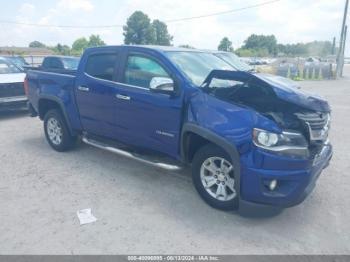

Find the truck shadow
[[0, 110, 29, 120], [237, 202, 283, 218], [19, 132, 286, 220]]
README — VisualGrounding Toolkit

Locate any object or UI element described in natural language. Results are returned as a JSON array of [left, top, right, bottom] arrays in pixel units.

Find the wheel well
[[183, 132, 211, 163], [38, 99, 61, 120]]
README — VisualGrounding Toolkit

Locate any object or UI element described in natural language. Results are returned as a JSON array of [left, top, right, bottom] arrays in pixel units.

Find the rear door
[[113, 51, 184, 158], [75, 50, 120, 138]]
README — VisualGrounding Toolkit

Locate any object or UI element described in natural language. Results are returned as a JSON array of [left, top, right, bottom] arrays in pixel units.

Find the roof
[[43, 55, 79, 59], [0, 47, 54, 55], [86, 45, 206, 53], [128, 45, 204, 52]]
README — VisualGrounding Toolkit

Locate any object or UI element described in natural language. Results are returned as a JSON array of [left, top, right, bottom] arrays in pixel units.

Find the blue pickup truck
[[25, 45, 332, 211]]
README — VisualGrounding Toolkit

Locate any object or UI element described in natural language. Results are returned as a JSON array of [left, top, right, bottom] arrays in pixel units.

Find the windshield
[[7, 57, 27, 67], [62, 57, 80, 70], [165, 51, 234, 86], [0, 60, 22, 74], [214, 52, 252, 71]]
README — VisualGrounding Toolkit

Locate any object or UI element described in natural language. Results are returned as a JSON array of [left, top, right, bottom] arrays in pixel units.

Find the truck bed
[[24, 66, 77, 75], [26, 69, 82, 132]]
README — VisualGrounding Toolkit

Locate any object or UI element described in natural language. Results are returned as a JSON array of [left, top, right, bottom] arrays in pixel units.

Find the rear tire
[[44, 109, 77, 152], [192, 144, 238, 211]]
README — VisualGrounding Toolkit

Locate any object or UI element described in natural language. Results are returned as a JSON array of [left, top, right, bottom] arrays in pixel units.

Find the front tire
[[192, 144, 238, 210], [44, 109, 77, 152]]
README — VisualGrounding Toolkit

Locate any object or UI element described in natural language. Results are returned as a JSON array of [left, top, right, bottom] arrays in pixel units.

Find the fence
[[23, 55, 46, 67], [255, 60, 335, 80], [276, 63, 334, 80]]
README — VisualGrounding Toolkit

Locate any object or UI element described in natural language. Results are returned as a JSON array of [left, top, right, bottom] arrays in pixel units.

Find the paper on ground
[[77, 208, 97, 225]]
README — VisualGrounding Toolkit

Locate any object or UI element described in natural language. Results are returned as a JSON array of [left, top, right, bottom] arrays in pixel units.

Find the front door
[[113, 53, 183, 158]]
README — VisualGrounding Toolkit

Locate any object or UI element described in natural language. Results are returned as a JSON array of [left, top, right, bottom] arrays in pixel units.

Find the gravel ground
[[0, 66, 350, 255]]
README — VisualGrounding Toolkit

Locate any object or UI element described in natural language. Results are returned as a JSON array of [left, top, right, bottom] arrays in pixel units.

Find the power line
[[165, 0, 282, 23], [0, 0, 282, 29], [0, 20, 122, 28]]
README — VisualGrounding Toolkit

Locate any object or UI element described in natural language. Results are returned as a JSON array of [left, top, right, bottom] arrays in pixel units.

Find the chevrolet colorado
[[25, 46, 332, 211]]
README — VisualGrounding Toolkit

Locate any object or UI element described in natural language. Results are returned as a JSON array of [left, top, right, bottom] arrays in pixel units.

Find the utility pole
[[341, 25, 348, 76], [336, 0, 349, 78], [332, 37, 336, 55]]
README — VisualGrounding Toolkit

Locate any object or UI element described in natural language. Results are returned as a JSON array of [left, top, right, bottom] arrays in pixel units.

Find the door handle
[[78, 86, 90, 92], [116, 94, 131, 100]]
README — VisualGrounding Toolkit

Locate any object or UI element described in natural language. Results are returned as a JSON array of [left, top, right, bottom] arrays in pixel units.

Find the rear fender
[[38, 95, 76, 136]]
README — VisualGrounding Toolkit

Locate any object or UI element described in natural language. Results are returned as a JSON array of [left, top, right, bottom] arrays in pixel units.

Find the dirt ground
[[0, 66, 349, 254]]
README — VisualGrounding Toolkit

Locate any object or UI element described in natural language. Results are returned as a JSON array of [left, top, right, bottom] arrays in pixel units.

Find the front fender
[[186, 92, 280, 153], [181, 122, 241, 199]]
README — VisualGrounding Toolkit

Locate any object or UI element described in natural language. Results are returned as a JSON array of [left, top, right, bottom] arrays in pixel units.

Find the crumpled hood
[[254, 73, 330, 112], [202, 70, 330, 112]]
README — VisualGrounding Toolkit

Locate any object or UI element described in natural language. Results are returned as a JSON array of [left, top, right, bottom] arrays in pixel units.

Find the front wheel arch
[[181, 124, 241, 204]]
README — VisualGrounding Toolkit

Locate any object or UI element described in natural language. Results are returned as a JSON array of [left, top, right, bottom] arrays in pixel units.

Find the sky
[[0, 0, 349, 56]]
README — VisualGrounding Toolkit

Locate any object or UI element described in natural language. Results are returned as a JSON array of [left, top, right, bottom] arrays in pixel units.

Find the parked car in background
[[4, 56, 29, 71], [0, 57, 27, 111], [40, 56, 80, 72], [212, 51, 253, 71], [306, 57, 321, 63], [26, 46, 332, 211]]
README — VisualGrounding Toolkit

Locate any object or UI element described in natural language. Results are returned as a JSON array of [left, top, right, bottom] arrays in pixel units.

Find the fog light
[[269, 179, 278, 191]]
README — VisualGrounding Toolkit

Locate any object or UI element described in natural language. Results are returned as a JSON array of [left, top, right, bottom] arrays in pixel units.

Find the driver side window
[[124, 55, 169, 89]]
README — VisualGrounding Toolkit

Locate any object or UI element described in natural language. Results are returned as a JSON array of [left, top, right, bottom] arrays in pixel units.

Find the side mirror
[[150, 77, 174, 94]]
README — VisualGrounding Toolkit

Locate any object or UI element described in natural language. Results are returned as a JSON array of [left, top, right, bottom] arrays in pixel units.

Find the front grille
[[295, 112, 330, 141], [0, 82, 25, 98], [295, 112, 329, 130]]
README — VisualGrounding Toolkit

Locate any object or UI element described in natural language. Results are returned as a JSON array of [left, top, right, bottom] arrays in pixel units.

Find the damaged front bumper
[[240, 142, 333, 208]]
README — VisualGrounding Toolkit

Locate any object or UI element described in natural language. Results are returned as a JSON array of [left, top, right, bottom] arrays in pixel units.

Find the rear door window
[[85, 53, 118, 81]]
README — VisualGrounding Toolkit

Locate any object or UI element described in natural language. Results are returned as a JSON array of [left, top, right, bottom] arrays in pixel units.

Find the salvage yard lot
[[1, 66, 350, 254]]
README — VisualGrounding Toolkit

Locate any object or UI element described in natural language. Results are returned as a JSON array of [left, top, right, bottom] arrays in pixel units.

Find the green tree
[[152, 20, 173, 46], [71, 37, 89, 55], [277, 41, 333, 57], [235, 48, 255, 57], [235, 47, 268, 57], [52, 43, 71, 55], [88, 34, 106, 47], [218, 37, 233, 52], [319, 41, 333, 56], [29, 41, 46, 48], [123, 11, 155, 45], [243, 34, 277, 56]]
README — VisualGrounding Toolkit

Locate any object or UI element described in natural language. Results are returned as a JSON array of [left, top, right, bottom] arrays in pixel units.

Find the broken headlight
[[253, 128, 308, 157]]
